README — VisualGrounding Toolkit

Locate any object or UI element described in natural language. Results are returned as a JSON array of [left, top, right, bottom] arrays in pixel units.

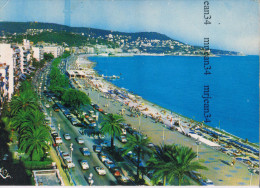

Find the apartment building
[[43, 46, 64, 58], [0, 43, 21, 100], [0, 62, 9, 108], [32, 46, 43, 61]]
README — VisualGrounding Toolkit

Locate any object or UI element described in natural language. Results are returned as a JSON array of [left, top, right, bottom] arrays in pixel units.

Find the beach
[[66, 54, 259, 186]]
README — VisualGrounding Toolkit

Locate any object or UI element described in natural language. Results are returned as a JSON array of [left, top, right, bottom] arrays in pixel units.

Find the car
[[81, 160, 89, 170], [119, 136, 127, 143], [99, 154, 109, 162], [77, 137, 84, 144], [100, 141, 110, 148], [120, 175, 130, 183], [93, 104, 100, 110], [200, 178, 214, 186], [111, 168, 122, 177], [104, 160, 116, 169], [45, 104, 50, 108], [81, 147, 91, 156], [53, 107, 59, 112], [95, 167, 106, 175], [99, 134, 105, 139], [64, 133, 71, 140], [121, 129, 127, 135], [95, 145, 102, 153], [64, 156, 75, 168]]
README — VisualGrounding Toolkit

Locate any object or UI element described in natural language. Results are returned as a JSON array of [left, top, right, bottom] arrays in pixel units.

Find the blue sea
[[89, 55, 259, 143]]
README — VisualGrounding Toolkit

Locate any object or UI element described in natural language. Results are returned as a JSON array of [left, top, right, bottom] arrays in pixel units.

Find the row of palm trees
[[3, 81, 51, 161], [100, 113, 207, 185]]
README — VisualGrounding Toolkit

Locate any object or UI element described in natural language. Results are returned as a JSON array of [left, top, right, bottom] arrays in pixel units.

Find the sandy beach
[[66, 54, 259, 186]]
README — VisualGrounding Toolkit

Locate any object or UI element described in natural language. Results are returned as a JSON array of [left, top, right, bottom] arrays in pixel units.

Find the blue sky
[[0, 0, 258, 54]]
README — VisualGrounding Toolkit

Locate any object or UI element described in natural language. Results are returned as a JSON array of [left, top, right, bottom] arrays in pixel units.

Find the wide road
[[36, 61, 118, 186]]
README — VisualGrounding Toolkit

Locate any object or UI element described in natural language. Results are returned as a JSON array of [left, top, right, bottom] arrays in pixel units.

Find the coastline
[[85, 55, 258, 148], [66, 54, 259, 185]]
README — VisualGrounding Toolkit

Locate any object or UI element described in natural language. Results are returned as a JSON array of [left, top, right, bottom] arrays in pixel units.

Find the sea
[[89, 55, 259, 143]]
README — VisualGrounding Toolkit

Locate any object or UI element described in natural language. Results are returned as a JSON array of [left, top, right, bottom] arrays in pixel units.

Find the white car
[[77, 137, 84, 144], [64, 133, 71, 140], [81, 160, 89, 170], [119, 136, 127, 143], [95, 167, 106, 175], [45, 103, 50, 108], [121, 128, 127, 135], [120, 175, 130, 183], [64, 156, 75, 168]]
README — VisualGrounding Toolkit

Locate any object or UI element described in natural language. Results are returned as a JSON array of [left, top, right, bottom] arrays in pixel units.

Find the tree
[[11, 110, 31, 132], [123, 133, 151, 183], [43, 52, 54, 61], [9, 91, 37, 116], [19, 126, 50, 161], [147, 144, 208, 185], [61, 89, 91, 110], [100, 113, 124, 151], [20, 110, 46, 134]]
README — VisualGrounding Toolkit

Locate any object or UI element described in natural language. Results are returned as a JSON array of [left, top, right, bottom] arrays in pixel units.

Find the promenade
[[69, 55, 259, 186]]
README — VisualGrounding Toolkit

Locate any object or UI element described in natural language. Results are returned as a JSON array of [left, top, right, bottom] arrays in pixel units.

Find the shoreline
[[70, 54, 259, 151], [87, 55, 258, 147], [66, 54, 259, 185]]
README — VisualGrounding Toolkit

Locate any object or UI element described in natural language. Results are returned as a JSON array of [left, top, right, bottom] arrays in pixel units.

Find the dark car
[[93, 104, 100, 110]]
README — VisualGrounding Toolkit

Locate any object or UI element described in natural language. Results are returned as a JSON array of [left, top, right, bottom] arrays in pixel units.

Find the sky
[[0, 0, 258, 55]]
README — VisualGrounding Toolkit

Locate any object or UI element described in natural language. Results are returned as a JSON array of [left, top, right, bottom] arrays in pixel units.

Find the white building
[[0, 43, 21, 99], [43, 46, 64, 58], [32, 46, 43, 61], [23, 39, 30, 50], [0, 62, 9, 106]]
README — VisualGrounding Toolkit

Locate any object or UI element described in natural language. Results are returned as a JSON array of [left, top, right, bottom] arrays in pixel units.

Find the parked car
[[81, 147, 91, 156], [64, 156, 75, 168], [77, 137, 84, 144], [119, 136, 127, 143], [95, 167, 106, 175], [81, 160, 89, 170], [104, 160, 116, 169], [95, 145, 102, 153]]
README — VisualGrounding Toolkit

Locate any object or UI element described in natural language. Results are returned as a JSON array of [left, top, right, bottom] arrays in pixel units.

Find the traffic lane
[[51, 108, 118, 185]]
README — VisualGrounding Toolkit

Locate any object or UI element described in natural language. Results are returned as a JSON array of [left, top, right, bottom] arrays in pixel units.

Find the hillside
[[0, 21, 239, 55]]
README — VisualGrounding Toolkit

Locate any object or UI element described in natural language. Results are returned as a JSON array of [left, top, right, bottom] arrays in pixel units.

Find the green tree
[[20, 110, 46, 133], [61, 89, 91, 110], [19, 126, 50, 161], [147, 144, 208, 185], [11, 110, 31, 132], [123, 134, 151, 183], [100, 113, 124, 150], [43, 52, 54, 61], [9, 91, 37, 116]]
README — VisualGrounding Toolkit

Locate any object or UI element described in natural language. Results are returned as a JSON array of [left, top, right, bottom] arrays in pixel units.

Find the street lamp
[[249, 168, 256, 186], [196, 138, 201, 160], [58, 124, 60, 131], [70, 143, 73, 161]]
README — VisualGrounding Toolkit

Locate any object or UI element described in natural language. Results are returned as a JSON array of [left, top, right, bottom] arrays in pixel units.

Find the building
[[43, 46, 64, 58], [32, 46, 43, 61], [0, 62, 9, 109]]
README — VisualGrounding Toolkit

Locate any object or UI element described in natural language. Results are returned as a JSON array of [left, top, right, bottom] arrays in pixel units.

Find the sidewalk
[[49, 146, 71, 186]]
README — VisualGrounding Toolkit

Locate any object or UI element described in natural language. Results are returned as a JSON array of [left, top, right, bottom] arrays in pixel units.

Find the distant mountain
[[0, 21, 239, 55], [0, 21, 173, 41]]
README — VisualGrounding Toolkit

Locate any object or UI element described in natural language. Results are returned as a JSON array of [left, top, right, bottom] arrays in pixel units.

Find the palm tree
[[147, 144, 208, 185], [20, 110, 46, 133], [123, 133, 151, 183], [19, 126, 50, 161], [100, 113, 124, 150], [9, 91, 37, 116], [11, 110, 31, 132]]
